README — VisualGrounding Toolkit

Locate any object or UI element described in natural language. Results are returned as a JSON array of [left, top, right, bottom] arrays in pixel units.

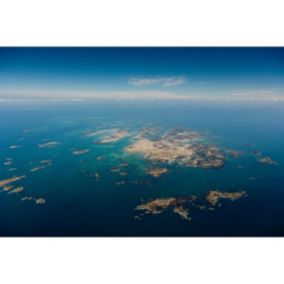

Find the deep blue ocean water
[[0, 102, 283, 236]]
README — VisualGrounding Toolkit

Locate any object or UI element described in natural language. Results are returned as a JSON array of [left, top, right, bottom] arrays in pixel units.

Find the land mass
[[135, 196, 196, 221], [147, 167, 168, 177], [0, 175, 26, 188], [96, 129, 128, 144], [206, 190, 247, 206], [135, 190, 247, 221], [126, 128, 225, 169]]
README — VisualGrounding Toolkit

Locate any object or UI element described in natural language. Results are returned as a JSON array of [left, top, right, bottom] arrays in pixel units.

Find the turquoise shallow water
[[0, 102, 284, 236]]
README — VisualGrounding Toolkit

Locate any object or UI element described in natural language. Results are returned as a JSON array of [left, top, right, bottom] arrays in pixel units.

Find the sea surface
[[0, 102, 284, 236]]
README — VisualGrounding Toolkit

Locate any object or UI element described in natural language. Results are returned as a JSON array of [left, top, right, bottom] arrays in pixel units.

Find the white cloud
[[2, 87, 284, 103], [0, 88, 193, 101], [230, 88, 284, 102], [128, 76, 187, 87]]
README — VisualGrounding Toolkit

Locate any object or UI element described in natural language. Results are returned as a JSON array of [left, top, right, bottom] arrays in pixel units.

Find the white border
[[0, 238, 283, 284], [1, 0, 284, 283], [0, 0, 284, 46]]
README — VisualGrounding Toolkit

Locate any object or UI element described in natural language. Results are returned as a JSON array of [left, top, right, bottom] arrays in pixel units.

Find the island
[[135, 196, 196, 221], [21, 196, 47, 205], [135, 189, 247, 221], [4, 158, 13, 166], [125, 128, 225, 169], [96, 129, 128, 144], [35, 198, 46, 205], [9, 145, 21, 149], [0, 175, 26, 188], [72, 149, 90, 155], [206, 190, 247, 206], [30, 160, 52, 172], [147, 167, 168, 177], [7, 186, 24, 194], [38, 141, 60, 148], [257, 156, 277, 165], [225, 149, 244, 158]]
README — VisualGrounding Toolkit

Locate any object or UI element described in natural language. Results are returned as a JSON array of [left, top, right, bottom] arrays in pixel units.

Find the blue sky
[[0, 48, 284, 102]]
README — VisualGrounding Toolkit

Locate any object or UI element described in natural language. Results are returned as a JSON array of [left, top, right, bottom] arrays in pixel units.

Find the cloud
[[0, 88, 193, 101], [128, 76, 187, 87], [230, 88, 284, 102], [2, 87, 284, 103]]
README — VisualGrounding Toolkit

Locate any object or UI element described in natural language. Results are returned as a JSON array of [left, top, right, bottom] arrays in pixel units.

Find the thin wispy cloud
[[128, 76, 187, 87], [0, 88, 193, 101], [1, 87, 284, 103], [231, 88, 284, 101]]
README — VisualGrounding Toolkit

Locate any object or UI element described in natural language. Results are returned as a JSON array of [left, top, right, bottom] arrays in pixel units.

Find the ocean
[[0, 102, 283, 236]]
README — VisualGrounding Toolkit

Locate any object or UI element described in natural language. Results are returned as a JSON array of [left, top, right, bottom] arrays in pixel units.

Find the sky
[[0, 47, 284, 102]]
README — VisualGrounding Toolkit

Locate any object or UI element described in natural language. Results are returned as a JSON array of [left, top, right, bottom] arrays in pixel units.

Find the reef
[[35, 198, 46, 205], [7, 186, 24, 194], [30, 160, 52, 172], [253, 151, 277, 165], [40, 160, 52, 164], [38, 141, 60, 148], [72, 149, 90, 155], [21, 196, 47, 205], [9, 145, 21, 149], [96, 129, 128, 144], [225, 149, 244, 158], [85, 129, 108, 137], [0, 175, 26, 188], [134, 126, 160, 140], [147, 167, 168, 177], [89, 172, 100, 181], [248, 177, 256, 181], [111, 167, 121, 173], [2, 185, 13, 192], [4, 158, 13, 166], [257, 156, 277, 165], [21, 196, 34, 201], [206, 190, 247, 206], [96, 155, 105, 161], [31, 165, 46, 172]]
